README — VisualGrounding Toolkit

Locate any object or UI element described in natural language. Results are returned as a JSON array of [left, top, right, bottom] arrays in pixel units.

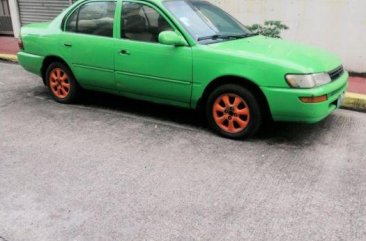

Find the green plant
[[246, 21, 289, 38]]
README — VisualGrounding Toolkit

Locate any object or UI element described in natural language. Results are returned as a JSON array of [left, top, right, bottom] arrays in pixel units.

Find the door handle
[[120, 49, 130, 55], [64, 42, 72, 47]]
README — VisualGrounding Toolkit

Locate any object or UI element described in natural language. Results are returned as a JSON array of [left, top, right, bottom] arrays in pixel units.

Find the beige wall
[[209, 0, 366, 73]]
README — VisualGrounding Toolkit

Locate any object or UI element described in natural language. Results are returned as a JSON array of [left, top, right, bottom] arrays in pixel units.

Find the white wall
[[209, 0, 366, 73], [8, 0, 21, 38]]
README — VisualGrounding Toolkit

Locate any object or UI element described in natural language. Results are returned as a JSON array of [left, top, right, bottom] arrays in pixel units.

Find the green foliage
[[246, 21, 289, 38]]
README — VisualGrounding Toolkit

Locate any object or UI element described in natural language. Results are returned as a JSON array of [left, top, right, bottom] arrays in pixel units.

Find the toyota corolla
[[18, 0, 348, 139]]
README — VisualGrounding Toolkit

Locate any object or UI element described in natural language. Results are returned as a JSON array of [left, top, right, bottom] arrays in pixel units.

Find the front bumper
[[261, 71, 349, 123]]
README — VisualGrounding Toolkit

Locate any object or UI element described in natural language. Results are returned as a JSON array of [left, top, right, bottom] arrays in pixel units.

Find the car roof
[[130, 0, 201, 4], [124, 0, 184, 3], [77, 0, 197, 6]]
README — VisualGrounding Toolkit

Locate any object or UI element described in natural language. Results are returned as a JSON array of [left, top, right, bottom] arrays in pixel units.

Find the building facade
[[0, 0, 13, 35], [1, 0, 74, 37]]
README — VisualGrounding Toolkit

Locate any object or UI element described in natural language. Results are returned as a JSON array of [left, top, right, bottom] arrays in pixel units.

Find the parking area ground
[[1, 62, 366, 241]]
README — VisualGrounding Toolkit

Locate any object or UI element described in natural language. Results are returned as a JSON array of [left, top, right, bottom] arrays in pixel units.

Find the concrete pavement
[[1, 62, 366, 241]]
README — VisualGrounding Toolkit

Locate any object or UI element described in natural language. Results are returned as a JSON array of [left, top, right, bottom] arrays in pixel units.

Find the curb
[[0, 53, 17, 62], [1, 53, 365, 112], [342, 92, 366, 112]]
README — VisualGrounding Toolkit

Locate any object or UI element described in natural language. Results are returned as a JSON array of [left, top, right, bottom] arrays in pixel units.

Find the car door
[[115, 1, 193, 105], [61, 0, 117, 91]]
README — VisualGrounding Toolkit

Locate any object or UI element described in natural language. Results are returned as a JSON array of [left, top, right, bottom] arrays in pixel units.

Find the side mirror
[[158, 31, 188, 46]]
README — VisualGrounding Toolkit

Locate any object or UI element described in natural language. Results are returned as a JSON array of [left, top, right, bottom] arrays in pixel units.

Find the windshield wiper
[[242, 33, 259, 38], [197, 34, 240, 41], [197, 33, 259, 41]]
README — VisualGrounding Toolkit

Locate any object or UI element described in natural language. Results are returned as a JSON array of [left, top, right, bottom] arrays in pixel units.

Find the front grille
[[328, 66, 344, 81]]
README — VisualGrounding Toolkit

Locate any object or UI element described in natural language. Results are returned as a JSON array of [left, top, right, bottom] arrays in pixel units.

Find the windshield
[[164, 0, 253, 44]]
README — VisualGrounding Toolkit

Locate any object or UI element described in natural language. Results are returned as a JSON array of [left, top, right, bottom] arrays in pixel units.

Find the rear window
[[66, 1, 116, 37]]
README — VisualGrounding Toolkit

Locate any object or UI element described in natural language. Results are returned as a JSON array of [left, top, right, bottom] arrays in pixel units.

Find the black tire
[[45, 62, 79, 104], [206, 84, 262, 139]]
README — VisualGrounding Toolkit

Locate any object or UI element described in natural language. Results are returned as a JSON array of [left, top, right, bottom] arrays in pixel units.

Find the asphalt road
[[1, 62, 366, 241]]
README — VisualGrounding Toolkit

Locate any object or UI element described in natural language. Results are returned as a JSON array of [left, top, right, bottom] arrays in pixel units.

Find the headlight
[[286, 73, 332, 88]]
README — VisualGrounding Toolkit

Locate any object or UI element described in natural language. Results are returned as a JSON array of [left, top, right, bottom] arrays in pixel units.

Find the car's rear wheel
[[206, 84, 262, 139], [46, 62, 79, 104]]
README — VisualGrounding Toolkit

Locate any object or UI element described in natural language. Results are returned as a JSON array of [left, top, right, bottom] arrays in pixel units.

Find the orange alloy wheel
[[212, 93, 251, 134], [49, 68, 70, 99]]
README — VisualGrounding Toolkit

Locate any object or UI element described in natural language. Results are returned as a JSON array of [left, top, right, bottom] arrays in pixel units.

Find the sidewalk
[[1, 36, 365, 111], [348, 76, 366, 94], [0, 36, 19, 61], [344, 76, 366, 111]]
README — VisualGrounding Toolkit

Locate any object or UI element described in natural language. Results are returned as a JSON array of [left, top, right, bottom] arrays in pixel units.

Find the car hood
[[209, 35, 342, 73]]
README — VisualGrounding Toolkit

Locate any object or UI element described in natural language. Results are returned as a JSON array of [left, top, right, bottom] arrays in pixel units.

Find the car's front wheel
[[46, 62, 79, 104], [206, 84, 262, 139]]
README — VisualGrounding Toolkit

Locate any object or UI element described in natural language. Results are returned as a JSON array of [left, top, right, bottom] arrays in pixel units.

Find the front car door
[[115, 0, 193, 106], [61, 0, 117, 92]]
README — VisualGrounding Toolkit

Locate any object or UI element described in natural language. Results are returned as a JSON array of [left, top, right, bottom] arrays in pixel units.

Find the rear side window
[[66, 1, 116, 37]]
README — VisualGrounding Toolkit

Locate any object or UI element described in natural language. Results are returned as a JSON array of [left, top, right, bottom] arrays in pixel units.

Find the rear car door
[[61, 0, 117, 91]]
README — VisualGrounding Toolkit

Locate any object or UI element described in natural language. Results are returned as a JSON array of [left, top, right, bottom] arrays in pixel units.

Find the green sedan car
[[18, 0, 348, 139]]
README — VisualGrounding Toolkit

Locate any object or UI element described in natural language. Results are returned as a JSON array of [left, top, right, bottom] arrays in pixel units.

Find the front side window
[[164, 0, 252, 43], [66, 1, 116, 37], [121, 2, 173, 43]]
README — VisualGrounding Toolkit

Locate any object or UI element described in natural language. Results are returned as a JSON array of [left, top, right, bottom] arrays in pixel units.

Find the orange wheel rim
[[49, 68, 70, 99], [212, 93, 250, 134]]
